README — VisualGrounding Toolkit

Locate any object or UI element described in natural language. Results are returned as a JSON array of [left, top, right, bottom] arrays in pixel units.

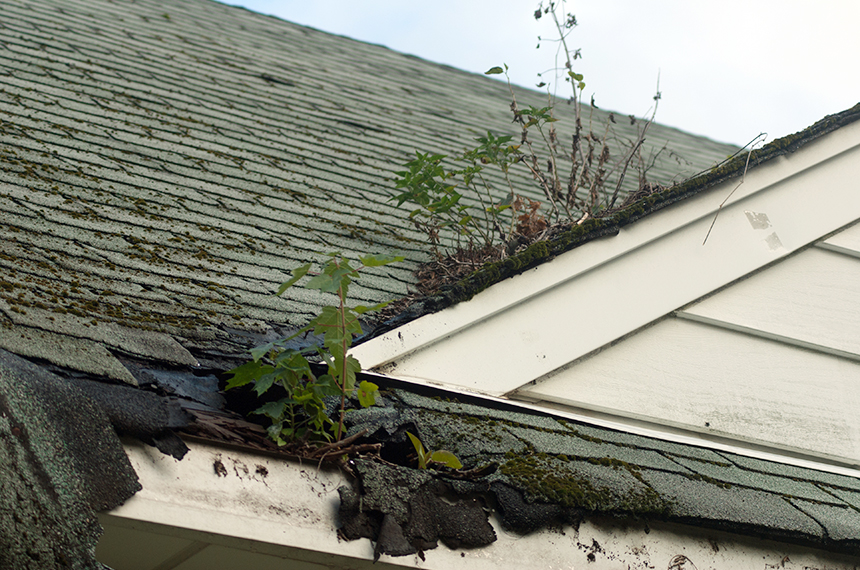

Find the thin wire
[[702, 132, 768, 245]]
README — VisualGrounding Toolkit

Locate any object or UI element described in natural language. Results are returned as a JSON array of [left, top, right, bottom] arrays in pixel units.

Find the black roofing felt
[[1, 0, 859, 565], [340, 389, 860, 558]]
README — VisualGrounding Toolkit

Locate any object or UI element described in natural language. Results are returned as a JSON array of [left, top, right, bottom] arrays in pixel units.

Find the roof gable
[[354, 108, 860, 465]]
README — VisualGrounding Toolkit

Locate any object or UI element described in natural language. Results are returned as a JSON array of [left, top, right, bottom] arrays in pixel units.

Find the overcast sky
[[224, 1, 859, 147]]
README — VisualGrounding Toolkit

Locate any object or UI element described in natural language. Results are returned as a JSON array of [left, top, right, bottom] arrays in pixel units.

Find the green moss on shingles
[[0, 263, 243, 333], [681, 472, 732, 490], [499, 453, 672, 516], [586, 456, 640, 472]]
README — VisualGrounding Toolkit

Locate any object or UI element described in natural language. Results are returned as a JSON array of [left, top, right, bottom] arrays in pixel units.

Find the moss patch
[[498, 452, 672, 517]]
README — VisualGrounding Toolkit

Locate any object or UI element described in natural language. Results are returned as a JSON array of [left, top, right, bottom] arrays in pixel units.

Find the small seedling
[[406, 431, 463, 470]]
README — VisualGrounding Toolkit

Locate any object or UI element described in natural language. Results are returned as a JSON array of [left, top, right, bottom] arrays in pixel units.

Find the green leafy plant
[[390, 151, 475, 254], [227, 252, 403, 445], [392, 1, 663, 260], [391, 130, 543, 258], [406, 431, 463, 470]]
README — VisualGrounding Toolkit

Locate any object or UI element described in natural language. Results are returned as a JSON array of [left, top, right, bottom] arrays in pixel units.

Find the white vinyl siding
[[680, 243, 860, 362], [518, 317, 860, 464]]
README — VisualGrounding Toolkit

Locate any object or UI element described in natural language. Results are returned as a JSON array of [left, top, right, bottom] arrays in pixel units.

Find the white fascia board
[[352, 120, 860, 396], [102, 440, 860, 570], [105, 441, 371, 567]]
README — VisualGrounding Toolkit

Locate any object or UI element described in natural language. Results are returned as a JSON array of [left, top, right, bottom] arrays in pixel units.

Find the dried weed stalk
[[392, 1, 665, 289]]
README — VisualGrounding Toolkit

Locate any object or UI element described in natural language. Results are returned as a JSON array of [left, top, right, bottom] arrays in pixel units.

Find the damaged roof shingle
[[339, 389, 860, 557], [5, 0, 859, 566], [0, 349, 140, 569]]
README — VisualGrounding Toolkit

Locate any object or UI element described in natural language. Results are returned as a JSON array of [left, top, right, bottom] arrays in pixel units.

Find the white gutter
[[97, 439, 860, 570]]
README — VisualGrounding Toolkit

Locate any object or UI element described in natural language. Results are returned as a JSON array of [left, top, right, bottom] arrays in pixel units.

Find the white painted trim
[[363, 371, 860, 478], [817, 241, 860, 260], [354, 122, 860, 403], [105, 441, 373, 564], [675, 311, 860, 363], [819, 218, 860, 257]]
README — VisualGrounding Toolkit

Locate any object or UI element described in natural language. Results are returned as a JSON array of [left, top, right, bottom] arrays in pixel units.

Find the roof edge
[[413, 103, 860, 315]]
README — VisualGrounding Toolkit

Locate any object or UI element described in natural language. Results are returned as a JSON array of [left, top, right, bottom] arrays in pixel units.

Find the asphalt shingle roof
[[0, 0, 737, 379], [341, 388, 860, 557], [5, 0, 857, 565]]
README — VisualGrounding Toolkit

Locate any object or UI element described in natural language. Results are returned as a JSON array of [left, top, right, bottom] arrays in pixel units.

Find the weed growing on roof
[[226, 252, 403, 446], [391, 0, 662, 263], [406, 431, 462, 470]]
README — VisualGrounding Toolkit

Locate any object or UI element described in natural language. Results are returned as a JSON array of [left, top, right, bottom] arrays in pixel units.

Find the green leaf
[[484, 66, 504, 75], [225, 361, 272, 390], [267, 422, 286, 444], [254, 399, 288, 420], [356, 380, 379, 407], [341, 354, 361, 392], [353, 301, 389, 315], [273, 348, 312, 377], [360, 254, 405, 267], [313, 373, 342, 397], [252, 370, 283, 396], [406, 432, 428, 469], [429, 450, 463, 470], [248, 342, 275, 362], [277, 262, 312, 295], [311, 304, 343, 333], [305, 272, 339, 293], [293, 390, 316, 404], [312, 306, 360, 347]]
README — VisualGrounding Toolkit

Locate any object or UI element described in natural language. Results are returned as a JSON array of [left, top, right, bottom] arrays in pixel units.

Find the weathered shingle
[[0, 0, 737, 376], [340, 388, 860, 556]]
